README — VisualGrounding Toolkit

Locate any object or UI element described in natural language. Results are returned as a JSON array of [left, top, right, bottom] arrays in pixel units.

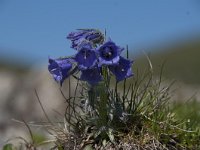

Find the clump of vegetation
[[4, 29, 200, 150]]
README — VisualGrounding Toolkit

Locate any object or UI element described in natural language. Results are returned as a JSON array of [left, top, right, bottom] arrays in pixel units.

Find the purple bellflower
[[109, 56, 133, 82], [71, 38, 86, 50], [48, 29, 134, 85], [48, 58, 73, 85], [98, 40, 124, 66], [75, 42, 97, 70], [67, 29, 104, 49], [80, 67, 103, 85]]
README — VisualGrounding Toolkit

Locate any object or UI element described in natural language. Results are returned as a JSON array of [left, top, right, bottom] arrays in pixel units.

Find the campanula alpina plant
[[46, 29, 200, 149], [4, 29, 200, 150], [48, 29, 137, 149]]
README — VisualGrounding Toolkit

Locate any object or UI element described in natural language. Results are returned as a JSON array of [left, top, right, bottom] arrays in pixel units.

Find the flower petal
[[75, 43, 97, 70], [80, 67, 103, 85], [48, 58, 72, 85], [98, 40, 123, 66], [67, 29, 104, 49], [109, 56, 133, 81]]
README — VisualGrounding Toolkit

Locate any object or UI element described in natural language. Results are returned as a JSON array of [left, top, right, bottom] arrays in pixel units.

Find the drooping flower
[[97, 40, 124, 66], [48, 58, 73, 85], [67, 29, 104, 49], [80, 67, 103, 85], [109, 56, 133, 82], [71, 38, 86, 50], [75, 42, 97, 70]]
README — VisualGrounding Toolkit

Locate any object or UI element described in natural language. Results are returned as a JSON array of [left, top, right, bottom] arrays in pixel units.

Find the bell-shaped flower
[[109, 56, 133, 82], [97, 40, 124, 66], [71, 38, 86, 50], [67, 29, 104, 49], [48, 58, 73, 85], [80, 67, 103, 85], [75, 42, 97, 70]]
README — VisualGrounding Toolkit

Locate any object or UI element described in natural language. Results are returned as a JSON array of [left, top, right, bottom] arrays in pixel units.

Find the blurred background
[[0, 0, 200, 147]]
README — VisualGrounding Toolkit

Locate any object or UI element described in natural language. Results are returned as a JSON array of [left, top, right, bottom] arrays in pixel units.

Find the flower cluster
[[48, 29, 134, 85]]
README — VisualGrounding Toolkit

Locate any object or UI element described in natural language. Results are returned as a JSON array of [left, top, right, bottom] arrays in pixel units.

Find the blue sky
[[0, 0, 200, 65]]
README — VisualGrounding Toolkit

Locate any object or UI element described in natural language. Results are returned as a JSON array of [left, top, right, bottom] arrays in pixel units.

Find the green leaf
[[94, 129, 101, 138], [32, 133, 46, 144], [83, 144, 93, 150], [102, 139, 107, 147], [88, 88, 96, 109], [57, 145, 64, 150], [97, 84, 108, 127], [107, 128, 114, 143], [3, 144, 13, 150]]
